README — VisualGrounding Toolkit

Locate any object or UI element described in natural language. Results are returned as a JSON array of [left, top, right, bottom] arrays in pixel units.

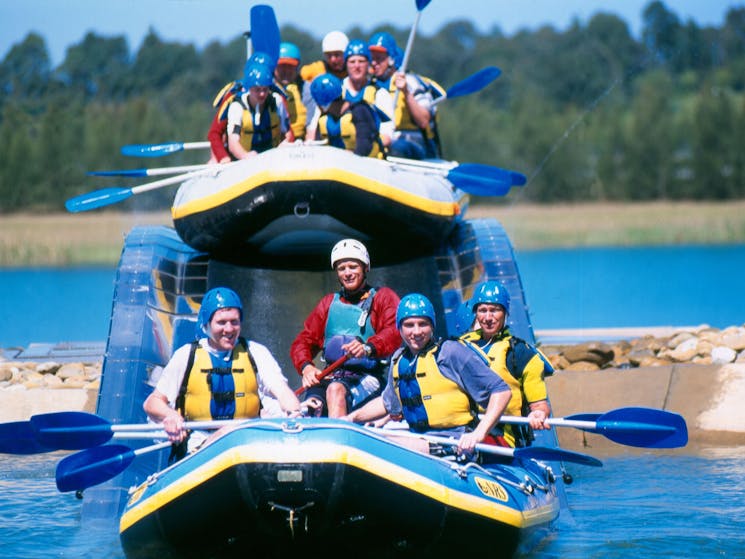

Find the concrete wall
[[547, 363, 745, 453]]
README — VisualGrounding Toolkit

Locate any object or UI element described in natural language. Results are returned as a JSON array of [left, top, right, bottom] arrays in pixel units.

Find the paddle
[[388, 156, 527, 196], [64, 166, 216, 213], [368, 426, 602, 467], [432, 66, 502, 106], [392, 0, 432, 112], [88, 164, 212, 178], [121, 141, 211, 158], [249, 5, 280, 64], [295, 354, 350, 396], [561, 407, 688, 449], [23, 410, 242, 451], [55, 441, 171, 492]]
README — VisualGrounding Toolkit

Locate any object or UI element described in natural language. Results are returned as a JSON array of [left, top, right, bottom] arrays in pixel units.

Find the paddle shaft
[[392, 0, 430, 111], [295, 354, 350, 395]]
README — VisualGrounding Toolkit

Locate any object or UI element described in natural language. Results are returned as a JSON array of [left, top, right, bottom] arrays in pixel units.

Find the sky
[[1, 0, 742, 67]]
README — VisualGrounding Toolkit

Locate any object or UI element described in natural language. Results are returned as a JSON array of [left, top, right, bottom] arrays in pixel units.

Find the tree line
[[1, 1, 745, 213]]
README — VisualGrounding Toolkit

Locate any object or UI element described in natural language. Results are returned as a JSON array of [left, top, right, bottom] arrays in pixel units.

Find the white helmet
[[322, 31, 349, 53], [331, 238, 370, 269]]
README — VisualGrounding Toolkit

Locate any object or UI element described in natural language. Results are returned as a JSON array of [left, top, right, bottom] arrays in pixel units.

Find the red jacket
[[207, 111, 230, 162], [290, 285, 401, 375]]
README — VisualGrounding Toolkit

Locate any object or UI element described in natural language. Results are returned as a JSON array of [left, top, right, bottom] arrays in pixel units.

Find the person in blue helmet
[[368, 31, 441, 159], [207, 51, 279, 164], [309, 73, 385, 157], [341, 39, 394, 148], [144, 287, 302, 454], [274, 42, 309, 141], [226, 59, 293, 159], [344, 293, 512, 456], [458, 280, 553, 447]]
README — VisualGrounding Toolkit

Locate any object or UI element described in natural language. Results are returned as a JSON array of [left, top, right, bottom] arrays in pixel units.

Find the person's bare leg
[[326, 381, 348, 418]]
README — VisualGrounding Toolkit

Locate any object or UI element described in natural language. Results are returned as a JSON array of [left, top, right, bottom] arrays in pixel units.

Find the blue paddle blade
[[597, 407, 688, 449], [56, 444, 136, 492], [121, 142, 186, 157], [0, 421, 55, 454], [445, 67, 502, 99], [30, 411, 112, 450], [250, 5, 280, 63], [416, 0, 432, 10], [65, 187, 133, 213], [447, 163, 526, 196], [88, 168, 148, 177], [515, 445, 602, 467]]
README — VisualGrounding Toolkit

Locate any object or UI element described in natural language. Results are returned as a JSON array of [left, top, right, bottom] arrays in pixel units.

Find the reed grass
[[1, 201, 743, 266]]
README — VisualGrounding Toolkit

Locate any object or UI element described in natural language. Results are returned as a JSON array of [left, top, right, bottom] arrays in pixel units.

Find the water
[[1, 245, 743, 348], [2, 448, 743, 558]]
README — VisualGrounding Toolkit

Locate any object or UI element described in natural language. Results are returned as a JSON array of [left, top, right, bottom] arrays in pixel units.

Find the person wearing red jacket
[[290, 239, 401, 418]]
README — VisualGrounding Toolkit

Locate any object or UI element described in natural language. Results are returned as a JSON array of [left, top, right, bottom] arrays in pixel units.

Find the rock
[[36, 361, 60, 375], [56, 362, 86, 380], [669, 338, 699, 362], [719, 328, 745, 352], [637, 356, 674, 367], [667, 332, 696, 349], [0, 366, 13, 383], [627, 348, 655, 366], [562, 342, 614, 366], [711, 346, 737, 365]]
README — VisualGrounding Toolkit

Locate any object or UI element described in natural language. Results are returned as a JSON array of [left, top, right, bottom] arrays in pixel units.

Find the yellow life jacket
[[178, 340, 261, 421], [300, 60, 347, 83], [386, 74, 439, 139], [237, 95, 282, 153], [460, 330, 551, 446], [285, 81, 307, 140], [318, 109, 382, 158], [392, 343, 474, 431]]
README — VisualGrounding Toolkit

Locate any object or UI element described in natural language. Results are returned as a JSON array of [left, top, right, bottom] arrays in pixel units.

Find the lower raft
[[119, 418, 560, 559]]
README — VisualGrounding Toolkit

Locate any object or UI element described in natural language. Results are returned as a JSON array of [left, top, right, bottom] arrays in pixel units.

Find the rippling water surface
[[2, 448, 744, 558]]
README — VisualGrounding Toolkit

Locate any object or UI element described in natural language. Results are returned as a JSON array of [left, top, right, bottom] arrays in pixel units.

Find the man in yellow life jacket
[[275, 42, 308, 141], [310, 73, 385, 158], [226, 61, 293, 159], [143, 287, 301, 453], [459, 281, 554, 447], [345, 293, 512, 456], [368, 31, 441, 159]]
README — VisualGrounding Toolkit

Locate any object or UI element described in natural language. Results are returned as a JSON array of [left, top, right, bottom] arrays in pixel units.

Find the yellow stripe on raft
[[120, 441, 556, 533], [171, 167, 463, 220]]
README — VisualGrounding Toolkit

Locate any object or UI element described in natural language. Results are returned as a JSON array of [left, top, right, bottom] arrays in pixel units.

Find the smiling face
[[475, 303, 507, 339], [334, 259, 366, 293], [370, 49, 392, 78], [399, 317, 434, 354], [207, 307, 242, 351], [248, 85, 270, 107]]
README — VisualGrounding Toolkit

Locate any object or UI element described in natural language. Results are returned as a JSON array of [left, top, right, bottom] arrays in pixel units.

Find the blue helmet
[[248, 50, 276, 69], [470, 281, 511, 315], [310, 73, 343, 109], [396, 293, 436, 329], [278, 42, 301, 65], [391, 45, 403, 68], [345, 39, 370, 62], [197, 287, 243, 336], [453, 301, 476, 335], [243, 61, 274, 88], [368, 31, 398, 57]]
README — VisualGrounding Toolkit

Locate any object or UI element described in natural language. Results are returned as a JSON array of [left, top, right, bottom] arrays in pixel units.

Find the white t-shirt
[[155, 338, 288, 418], [227, 91, 290, 141]]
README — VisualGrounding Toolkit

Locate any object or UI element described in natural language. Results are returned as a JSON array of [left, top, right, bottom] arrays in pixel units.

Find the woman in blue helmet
[[309, 73, 385, 157], [459, 280, 554, 447], [226, 59, 293, 159], [345, 293, 512, 455], [144, 287, 302, 454]]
